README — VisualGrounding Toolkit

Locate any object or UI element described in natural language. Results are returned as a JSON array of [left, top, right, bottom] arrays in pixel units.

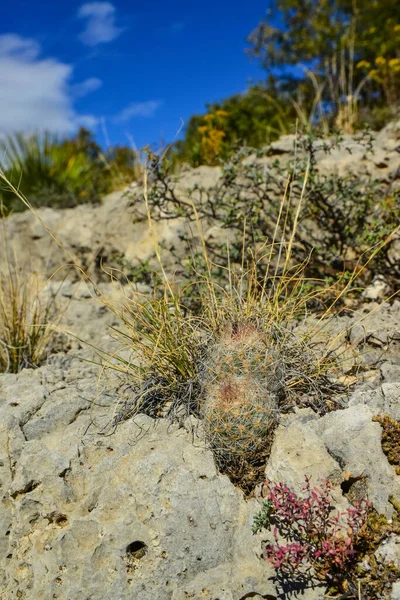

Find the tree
[[249, 1, 400, 70], [248, 0, 400, 127]]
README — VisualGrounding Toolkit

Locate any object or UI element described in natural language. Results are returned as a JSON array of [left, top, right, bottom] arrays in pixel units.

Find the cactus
[[200, 322, 281, 473]]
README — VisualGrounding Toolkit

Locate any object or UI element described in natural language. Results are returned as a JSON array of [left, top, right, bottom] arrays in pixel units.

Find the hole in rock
[[47, 513, 69, 528], [124, 541, 148, 574], [239, 594, 277, 599], [340, 474, 367, 504], [56, 515, 68, 528], [126, 541, 147, 559]]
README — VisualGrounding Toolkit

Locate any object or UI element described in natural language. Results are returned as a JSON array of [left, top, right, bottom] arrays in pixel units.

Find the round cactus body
[[201, 322, 281, 467]]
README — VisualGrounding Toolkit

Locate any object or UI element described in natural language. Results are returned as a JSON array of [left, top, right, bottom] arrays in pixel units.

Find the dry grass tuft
[[1, 146, 398, 491], [89, 159, 356, 489], [0, 266, 56, 373]]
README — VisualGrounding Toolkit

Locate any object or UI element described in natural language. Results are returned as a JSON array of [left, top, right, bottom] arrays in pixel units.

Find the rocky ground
[[0, 301, 399, 599], [0, 124, 400, 599], [3, 121, 400, 282]]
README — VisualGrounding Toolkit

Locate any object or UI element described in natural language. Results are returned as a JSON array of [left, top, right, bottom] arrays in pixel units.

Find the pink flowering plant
[[252, 476, 370, 589]]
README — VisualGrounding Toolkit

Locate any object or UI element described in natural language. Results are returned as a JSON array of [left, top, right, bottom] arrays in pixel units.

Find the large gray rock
[[1, 334, 400, 598], [392, 581, 400, 600], [348, 302, 400, 367], [0, 362, 281, 600], [310, 405, 400, 516]]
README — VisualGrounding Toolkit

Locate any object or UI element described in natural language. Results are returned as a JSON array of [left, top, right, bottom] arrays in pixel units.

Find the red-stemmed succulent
[[253, 476, 370, 588]]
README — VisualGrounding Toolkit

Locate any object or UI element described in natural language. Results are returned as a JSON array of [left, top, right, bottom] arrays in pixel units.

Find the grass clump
[[106, 282, 209, 424], [0, 266, 56, 373], [98, 198, 348, 489]]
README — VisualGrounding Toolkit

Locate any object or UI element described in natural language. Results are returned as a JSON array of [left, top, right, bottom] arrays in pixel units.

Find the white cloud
[[115, 100, 162, 122], [78, 2, 124, 46], [71, 77, 103, 98], [0, 33, 100, 136]]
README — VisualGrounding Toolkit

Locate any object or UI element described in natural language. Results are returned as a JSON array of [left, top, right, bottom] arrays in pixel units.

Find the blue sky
[[0, 0, 270, 149]]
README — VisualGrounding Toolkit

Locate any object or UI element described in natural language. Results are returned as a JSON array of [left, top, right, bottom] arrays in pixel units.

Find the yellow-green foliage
[[172, 84, 298, 167], [197, 110, 229, 165], [0, 128, 138, 213], [372, 414, 400, 475], [354, 508, 400, 599]]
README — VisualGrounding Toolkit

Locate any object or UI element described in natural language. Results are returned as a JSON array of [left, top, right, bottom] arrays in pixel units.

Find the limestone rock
[[391, 581, 400, 600], [265, 413, 342, 497], [375, 535, 400, 570], [0, 362, 280, 599], [310, 405, 400, 516]]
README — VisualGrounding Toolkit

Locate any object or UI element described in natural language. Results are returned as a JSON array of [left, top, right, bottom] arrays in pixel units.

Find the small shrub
[[253, 477, 369, 592], [137, 133, 400, 290], [115, 256, 163, 287], [254, 477, 400, 598]]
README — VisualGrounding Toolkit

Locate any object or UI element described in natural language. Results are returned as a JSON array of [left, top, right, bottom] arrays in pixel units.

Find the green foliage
[[248, 0, 400, 130], [250, 0, 350, 67], [249, 1, 400, 71], [0, 127, 138, 213], [252, 500, 273, 534], [116, 257, 163, 286], [0, 130, 101, 212], [171, 82, 299, 166]]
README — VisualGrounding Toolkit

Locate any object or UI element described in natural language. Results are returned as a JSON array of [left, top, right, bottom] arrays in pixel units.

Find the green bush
[[0, 128, 139, 213], [170, 82, 300, 167]]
